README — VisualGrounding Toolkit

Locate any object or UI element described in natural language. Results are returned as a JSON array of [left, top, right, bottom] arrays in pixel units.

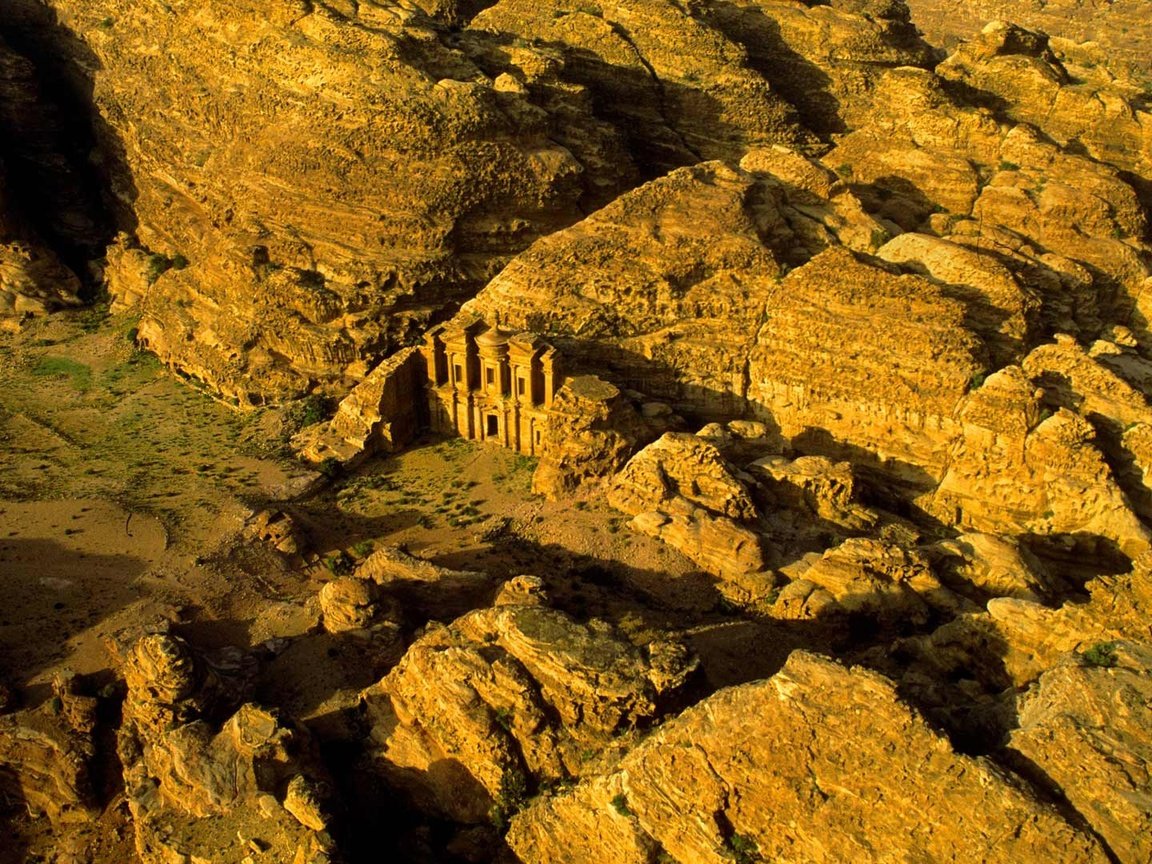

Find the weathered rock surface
[[2, 0, 935, 397], [294, 347, 423, 466], [929, 532, 1053, 603], [318, 578, 386, 635], [778, 537, 961, 625], [831, 59, 1152, 338], [937, 22, 1152, 193], [355, 544, 492, 622], [532, 375, 651, 499], [608, 432, 768, 593], [1007, 642, 1152, 864], [117, 633, 336, 864], [468, 163, 986, 484], [693, 0, 936, 135], [361, 601, 696, 824], [464, 161, 785, 420], [472, 0, 814, 168], [748, 245, 982, 479], [608, 432, 757, 522], [908, 0, 1152, 85], [928, 366, 1152, 557], [907, 552, 1152, 691], [1021, 334, 1152, 519], [508, 651, 1110, 864], [7, 0, 611, 399], [747, 453, 876, 530], [877, 231, 1039, 366], [0, 672, 97, 826], [245, 508, 308, 557]]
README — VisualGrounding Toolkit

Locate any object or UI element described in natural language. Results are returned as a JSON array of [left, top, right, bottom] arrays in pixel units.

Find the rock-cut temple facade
[[421, 318, 561, 456]]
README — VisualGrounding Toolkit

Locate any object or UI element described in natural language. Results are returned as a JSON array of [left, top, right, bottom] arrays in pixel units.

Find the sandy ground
[[0, 309, 313, 699]]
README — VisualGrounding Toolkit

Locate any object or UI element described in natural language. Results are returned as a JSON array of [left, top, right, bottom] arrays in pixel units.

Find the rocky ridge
[[3, 1, 1152, 863]]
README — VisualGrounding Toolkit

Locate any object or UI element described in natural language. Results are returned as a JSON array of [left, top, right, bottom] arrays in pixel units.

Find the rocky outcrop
[[6, 0, 616, 399], [0, 165, 83, 316], [0, 672, 97, 826], [826, 61, 1152, 343], [468, 162, 987, 484], [906, 552, 1152, 691], [532, 375, 651, 499], [906, 0, 1152, 87], [936, 22, 1152, 185], [472, 0, 815, 169], [245, 508, 308, 557], [464, 161, 784, 418], [507, 651, 1110, 864], [748, 245, 982, 479], [355, 544, 492, 622], [775, 538, 962, 626], [693, 0, 936, 135], [607, 432, 768, 595], [1, 0, 936, 397], [927, 366, 1151, 557], [1020, 334, 1152, 519], [318, 578, 389, 635], [928, 532, 1054, 603], [361, 601, 697, 824], [117, 633, 336, 864], [294, 346, 423, 466], [877, 232, 1039, 366], [747, 453, 877, 531], [989, 559, 1152, 685], [608, 432, 757, 522], [1007, 642, 1152, 864]]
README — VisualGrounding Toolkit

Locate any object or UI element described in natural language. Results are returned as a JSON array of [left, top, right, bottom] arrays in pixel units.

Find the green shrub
[[725, 833, 760, 863], [489, 770, 530, 830], [324, 551, 355, 576], [493, 706, 514, 732], [1081, 641, 1118, 668], [145, 253, 173, 285]]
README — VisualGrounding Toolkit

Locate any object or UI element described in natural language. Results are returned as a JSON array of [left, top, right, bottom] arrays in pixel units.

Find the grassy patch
[[31, 356, 92, 391]]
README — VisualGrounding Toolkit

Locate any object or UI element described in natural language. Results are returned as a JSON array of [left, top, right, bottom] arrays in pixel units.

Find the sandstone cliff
[[905, 0, 1152, 85], [5, 2, 1152, 862], [2, 0, 932, 400]]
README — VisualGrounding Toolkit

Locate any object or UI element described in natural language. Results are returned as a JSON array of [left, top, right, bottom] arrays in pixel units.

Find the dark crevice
[[0, 15, 130, 300], [603, 19, 705, 166]]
